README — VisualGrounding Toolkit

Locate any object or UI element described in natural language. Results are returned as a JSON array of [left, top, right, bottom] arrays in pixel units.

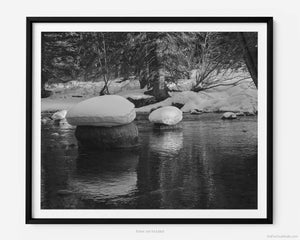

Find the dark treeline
[[41, 32, 257, 100]]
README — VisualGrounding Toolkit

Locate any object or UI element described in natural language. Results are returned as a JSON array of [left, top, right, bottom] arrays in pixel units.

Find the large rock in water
[[66, 95, 136, 127], [66, 95, 138, 149], [149, 106, 182, 125], [75, 122, 139, 150]]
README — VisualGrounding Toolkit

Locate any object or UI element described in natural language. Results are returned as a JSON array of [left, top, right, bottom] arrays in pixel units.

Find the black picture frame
[[26, 16, 273, 224]]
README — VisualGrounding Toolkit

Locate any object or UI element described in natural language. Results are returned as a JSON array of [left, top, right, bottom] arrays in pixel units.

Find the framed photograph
[[26, 17, 273, 224]]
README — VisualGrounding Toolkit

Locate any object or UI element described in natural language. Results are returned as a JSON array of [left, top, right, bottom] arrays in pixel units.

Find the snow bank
[[46, 79, 141, 99], [167, 79, 196, 91], [137, 82, 257, 114], [42, 98, 83, 112], [66, 95, 136, 127], [118, 88, 152, 100], [44, 76, 257, 115], [149, 106, 183, 125]]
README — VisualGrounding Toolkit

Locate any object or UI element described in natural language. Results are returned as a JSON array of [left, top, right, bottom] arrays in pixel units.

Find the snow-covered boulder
[[149, 106, 183, 125], [75, 122, 139, 149], [221, 112, 237, 120], [66, 95, 136, 127], [51, 110, 67, 120]]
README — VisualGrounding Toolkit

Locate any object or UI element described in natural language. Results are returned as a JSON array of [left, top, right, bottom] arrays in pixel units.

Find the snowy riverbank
[[42, 78, 257, 114]]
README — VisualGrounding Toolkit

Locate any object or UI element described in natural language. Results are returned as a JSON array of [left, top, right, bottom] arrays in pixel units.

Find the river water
[[41, 114, 257, 209]]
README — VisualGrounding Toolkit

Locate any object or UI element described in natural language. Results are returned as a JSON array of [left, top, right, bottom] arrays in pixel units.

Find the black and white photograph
[[5, 0, 300, 237], [26, 18, 272, 223]]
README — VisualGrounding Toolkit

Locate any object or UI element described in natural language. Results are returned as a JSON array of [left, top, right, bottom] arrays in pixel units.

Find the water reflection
[[70, 150, 139, 208], [150, 130, 183, 155], [41, 115, 257, 209], [137, 128, 217, 209]]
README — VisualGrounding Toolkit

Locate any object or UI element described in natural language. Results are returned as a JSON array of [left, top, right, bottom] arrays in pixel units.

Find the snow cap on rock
[[51, 110, 67, 120], [66, 95, 136, 127], [149, 106, 182, 125], [221, 112, 237, 120]]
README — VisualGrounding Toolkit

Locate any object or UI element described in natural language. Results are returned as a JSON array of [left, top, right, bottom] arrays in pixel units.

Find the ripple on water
[[41, 114, 257, 209]]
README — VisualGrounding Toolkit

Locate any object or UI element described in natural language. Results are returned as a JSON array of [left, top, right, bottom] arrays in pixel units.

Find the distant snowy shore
[[42, 78, 257, 114]]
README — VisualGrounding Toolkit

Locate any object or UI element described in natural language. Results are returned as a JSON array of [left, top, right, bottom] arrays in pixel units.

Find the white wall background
[[0, 0, 299, 239]]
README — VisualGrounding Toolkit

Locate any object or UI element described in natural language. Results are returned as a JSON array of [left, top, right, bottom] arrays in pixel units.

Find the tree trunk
[[148, 41, 169, 101], [238, 33, 258, 88], [99, 74, 110, 95], [99, 33, 110, 96], [152, 68, 169, 101]]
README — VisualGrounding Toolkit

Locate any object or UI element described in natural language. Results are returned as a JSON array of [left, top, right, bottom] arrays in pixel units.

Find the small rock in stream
[[221, 112, 237, 120]]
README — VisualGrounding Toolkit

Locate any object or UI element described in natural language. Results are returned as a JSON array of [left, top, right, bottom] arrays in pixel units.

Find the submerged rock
[[51, 110, 67, 121], [75, 122, 139, 150], [66, 95, 136, 127], [149, 106, 183, 125], [221, 112, 237, 120]]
